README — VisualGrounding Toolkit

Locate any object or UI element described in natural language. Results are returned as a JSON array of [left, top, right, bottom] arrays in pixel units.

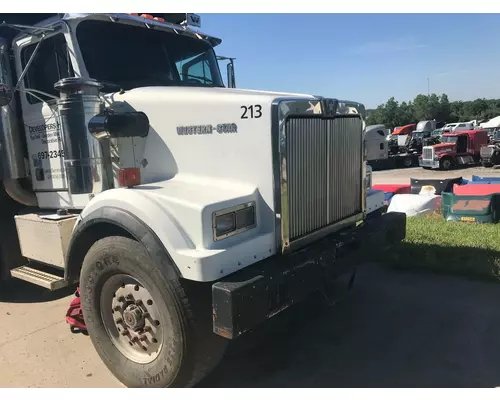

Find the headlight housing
[[213, 202, 256, 241], [365, 167, 372, 190]]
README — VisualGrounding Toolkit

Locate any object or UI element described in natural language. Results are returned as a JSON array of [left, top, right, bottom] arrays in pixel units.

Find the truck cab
[[0, 13, 406, 388], [419, 129, 489, 170], [480, 130, 500, 167]]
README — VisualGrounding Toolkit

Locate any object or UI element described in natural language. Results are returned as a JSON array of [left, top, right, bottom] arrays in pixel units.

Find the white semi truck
[[0, 13, 406, 388]]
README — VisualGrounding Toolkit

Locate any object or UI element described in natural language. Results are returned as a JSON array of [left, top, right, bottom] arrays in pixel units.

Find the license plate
[[460, 217, 476, 222]]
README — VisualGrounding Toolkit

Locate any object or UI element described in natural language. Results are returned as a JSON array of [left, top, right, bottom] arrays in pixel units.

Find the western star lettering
[[176, 123, 238, 135]]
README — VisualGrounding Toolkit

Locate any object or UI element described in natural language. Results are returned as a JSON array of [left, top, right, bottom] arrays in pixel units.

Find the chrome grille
[[284, 116, 363, 242], [423, 147, 434, 160], [481, 146, 494, 157]]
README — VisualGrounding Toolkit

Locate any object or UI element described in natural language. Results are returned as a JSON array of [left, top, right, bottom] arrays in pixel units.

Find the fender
[[66, 205, 181, 283], [66, 185, 273, 282]]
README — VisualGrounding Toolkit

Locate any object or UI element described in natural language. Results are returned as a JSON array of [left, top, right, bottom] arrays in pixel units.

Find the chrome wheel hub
[[100, 274, 164, 364]]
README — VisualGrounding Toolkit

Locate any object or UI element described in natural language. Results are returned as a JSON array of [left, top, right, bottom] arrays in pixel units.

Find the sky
[[200, 13, 500, 109]]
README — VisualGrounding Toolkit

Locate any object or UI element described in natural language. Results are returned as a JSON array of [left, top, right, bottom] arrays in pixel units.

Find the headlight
[[213, 202, 256, 241], [365, 166, 372, 190]]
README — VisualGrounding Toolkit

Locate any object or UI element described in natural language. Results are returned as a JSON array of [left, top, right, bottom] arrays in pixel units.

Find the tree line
[[366, 94, 500, 130]]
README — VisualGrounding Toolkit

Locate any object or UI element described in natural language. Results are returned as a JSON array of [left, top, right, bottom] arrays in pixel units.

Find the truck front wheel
[[440, 157, 453, 171], [79, 236, 227, 388]]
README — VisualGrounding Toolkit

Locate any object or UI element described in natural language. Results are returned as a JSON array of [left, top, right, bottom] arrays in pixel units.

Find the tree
[[366, 94, 500, 128]]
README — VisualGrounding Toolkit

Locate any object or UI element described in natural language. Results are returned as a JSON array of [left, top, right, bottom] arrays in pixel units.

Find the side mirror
[[227, 62, 236, 89], [0, 83, 13, 107]]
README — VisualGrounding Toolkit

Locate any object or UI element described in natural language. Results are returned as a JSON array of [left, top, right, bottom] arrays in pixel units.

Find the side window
[[176, 53, 214, 85], [21, 33, 74, 104], [377, 130, 386, 136]]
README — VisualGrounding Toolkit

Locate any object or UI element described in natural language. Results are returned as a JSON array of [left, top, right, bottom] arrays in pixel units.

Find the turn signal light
[[119, 168, 141, 188]]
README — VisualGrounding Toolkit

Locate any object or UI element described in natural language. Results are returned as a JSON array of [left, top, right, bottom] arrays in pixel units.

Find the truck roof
[[443, 129, 487, 136], [392, 124, 416, 135], [0, 13, 221, 46]]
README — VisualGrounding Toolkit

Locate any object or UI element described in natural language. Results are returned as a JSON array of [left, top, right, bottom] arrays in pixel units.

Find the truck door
[[14, 32, 75, 192]]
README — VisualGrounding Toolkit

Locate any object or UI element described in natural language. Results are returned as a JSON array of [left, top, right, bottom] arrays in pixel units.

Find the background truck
[[368, 121, 433, 170], [0, 13, 406, 388], [419, 129, 489, 170], [480, 130, 500, 167]]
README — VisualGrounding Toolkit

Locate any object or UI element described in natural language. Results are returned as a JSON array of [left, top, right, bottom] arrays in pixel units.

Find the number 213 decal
[[241, 105, 262, 119]]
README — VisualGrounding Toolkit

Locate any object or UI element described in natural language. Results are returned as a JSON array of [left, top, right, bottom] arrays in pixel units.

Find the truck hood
[[432, 143, 456, 153], [107, 86, 319, 105]]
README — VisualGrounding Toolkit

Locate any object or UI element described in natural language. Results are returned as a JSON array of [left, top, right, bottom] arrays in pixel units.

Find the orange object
[[392, 124, 416, 135], [153, 17, 165, 22], [119, 168, 141, 187], [140, 14, 154, 19]]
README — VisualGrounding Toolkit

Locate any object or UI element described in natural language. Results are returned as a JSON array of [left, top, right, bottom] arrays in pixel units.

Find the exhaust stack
[[54, 77, 111, 195]]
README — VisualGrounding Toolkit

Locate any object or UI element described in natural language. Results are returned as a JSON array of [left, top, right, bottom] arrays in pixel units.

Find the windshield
[[76, 20, 224, 90], [440, 136, 458, 144]]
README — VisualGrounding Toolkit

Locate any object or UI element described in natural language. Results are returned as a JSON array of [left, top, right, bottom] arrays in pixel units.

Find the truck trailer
[[0, 13, 406, 388]]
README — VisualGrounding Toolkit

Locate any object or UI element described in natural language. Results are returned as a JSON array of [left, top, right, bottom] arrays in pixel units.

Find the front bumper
[[366, 189, 385, 215], [212, 212, 406, 339], [419, 158, 439, 168]]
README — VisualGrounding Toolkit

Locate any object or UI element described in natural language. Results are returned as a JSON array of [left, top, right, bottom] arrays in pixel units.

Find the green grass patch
[[380, 213, 500, 282]]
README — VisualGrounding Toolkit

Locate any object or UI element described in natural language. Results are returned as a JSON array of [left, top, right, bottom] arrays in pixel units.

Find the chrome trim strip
[[286, 212, 363, 253]]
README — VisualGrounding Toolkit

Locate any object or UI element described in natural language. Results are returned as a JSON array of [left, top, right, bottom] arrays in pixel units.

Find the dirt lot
[[2, 261, 500, 388], [1, 165, 500, 388], [372, 165, 500, 185]]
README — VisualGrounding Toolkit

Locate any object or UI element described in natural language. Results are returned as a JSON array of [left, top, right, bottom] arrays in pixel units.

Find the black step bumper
[[211, 212, 406, 339]]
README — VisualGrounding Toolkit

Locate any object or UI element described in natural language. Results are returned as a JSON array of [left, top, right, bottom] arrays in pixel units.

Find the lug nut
[[154, 320, 160, 327], [152, 338, 158, 344], [126, 294, 134, 300], [117, 296, 125, 302], [147, 300, 153, 306], [134, 285, 139, 291], [121, 330, 129, 336], [135, 299, 143, 306], [141, 345, 147, 351], [115, 318, 123, 324], [113, 306, 121, 312]]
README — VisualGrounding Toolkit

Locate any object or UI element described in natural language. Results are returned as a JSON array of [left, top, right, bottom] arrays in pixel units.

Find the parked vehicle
[[419, 129, 489, 170], [442, 122, 474, 134], [0, 13, 406, 388], [367, 124, 418, 169], [480, 131, 500, 167]]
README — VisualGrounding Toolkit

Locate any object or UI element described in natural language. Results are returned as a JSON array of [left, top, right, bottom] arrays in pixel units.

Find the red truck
[[419, 129, 489, 170]]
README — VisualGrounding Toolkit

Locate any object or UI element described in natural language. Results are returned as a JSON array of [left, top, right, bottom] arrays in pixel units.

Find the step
[[10, 265, 69, 291]]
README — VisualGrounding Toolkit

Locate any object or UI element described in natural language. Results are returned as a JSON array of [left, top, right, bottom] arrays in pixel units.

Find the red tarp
[[453, 183, 500, 196], [372, 184, 411, 194]]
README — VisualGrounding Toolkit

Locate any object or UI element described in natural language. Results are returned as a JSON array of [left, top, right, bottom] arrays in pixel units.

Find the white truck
[[0, 13, 406, 388]]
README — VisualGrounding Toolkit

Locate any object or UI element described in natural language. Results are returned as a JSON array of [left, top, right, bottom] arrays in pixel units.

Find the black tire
[[439, 157, 453, 171], [403, 156, 414, 168], [80, 236, 227, 388]]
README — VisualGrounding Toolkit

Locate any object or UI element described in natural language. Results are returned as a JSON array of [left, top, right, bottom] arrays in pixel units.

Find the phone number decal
[[37, 150, 64, 159]]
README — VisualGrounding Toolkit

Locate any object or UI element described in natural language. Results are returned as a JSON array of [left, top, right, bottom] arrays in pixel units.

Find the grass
[[380, 212, 500, 283]]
